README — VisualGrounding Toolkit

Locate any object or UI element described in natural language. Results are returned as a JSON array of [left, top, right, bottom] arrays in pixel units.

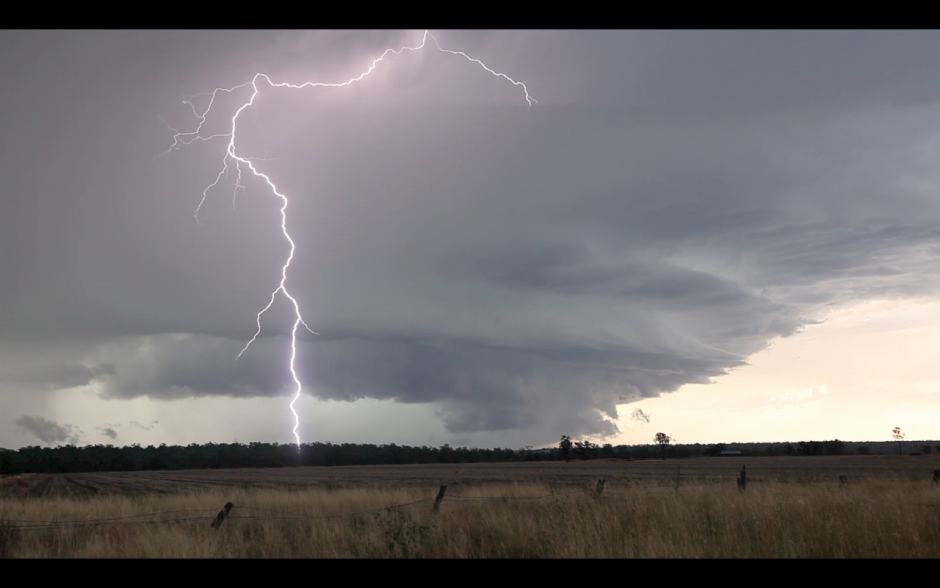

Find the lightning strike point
[[167, 30, 534, 447]]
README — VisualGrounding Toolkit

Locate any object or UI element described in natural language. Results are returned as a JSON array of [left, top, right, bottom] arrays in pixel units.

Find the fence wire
[[446, 490, 582, 502], [5, 508, 218, 525], [7, 515, 216, 531], [1, 497, 439, 530], [230, 497, 434, 521], [0, 481, 723, 531]]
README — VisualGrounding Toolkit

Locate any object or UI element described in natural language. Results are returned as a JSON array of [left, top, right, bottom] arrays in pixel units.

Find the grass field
[[2, 456, 939, 557]]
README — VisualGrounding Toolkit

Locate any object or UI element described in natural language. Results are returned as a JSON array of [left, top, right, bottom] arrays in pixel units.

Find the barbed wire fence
[[0, 480, 647, 532], [5, 467, 934, 532]]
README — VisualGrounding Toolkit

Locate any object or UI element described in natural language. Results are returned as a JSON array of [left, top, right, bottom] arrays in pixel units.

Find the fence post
[[433, 485, 448, 514], [839, 475, 847, 489], [211, 502, 234, 529], [933, 470, 939, 485], [594, 479, 606, 499], [737, 465, 747, 494]]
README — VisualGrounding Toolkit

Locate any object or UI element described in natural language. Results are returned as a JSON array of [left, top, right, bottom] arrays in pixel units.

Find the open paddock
[[3, 454, 939, 500]]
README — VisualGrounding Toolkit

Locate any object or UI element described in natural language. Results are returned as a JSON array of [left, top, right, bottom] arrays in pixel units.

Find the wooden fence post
[[594, 479, 606, 499], [933, 470, 939, 485], [737, 465, 747, 494], [433, 485, 448, 514], [211, 502, 234, 529]]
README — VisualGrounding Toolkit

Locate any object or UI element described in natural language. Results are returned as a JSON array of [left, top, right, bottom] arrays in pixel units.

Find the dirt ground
[[2, 454, 939, 499]]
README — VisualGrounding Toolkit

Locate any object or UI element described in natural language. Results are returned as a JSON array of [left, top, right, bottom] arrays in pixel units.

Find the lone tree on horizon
[[559, 435, 572, 462], [655, 432, 672, 460], [892, 427, 906, 455]]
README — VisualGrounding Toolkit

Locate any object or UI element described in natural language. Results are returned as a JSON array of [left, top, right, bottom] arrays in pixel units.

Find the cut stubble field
[[2, 455, 940, 557]]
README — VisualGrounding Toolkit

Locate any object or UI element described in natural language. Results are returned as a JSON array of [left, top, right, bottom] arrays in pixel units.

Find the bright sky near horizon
[[616, 298, 940, 446]]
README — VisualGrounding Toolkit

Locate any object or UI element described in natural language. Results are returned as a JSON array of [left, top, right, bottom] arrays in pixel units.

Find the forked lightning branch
[[162, 30, 535, 447]]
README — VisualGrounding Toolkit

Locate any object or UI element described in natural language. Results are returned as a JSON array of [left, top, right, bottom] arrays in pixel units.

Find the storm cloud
[[3, 31, 940, 445], [15, 416, 82, 445]]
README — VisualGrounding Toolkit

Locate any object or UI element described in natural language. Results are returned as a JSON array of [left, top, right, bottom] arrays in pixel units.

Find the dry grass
[[2, 478, 939, 557]]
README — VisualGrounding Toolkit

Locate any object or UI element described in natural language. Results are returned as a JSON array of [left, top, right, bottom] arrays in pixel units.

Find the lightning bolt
[[163, 30, 535, 447]]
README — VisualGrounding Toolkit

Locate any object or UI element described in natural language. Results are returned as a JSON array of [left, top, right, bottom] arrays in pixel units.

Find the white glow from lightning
[[163, 30, 535, 447]]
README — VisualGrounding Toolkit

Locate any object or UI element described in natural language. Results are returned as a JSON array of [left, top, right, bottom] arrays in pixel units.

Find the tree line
[[1, 437, 935, 475], [0, 442, 556, 475]]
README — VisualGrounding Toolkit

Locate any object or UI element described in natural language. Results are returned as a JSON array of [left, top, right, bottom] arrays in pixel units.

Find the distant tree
[[584, 440, 598, 459], [559, 435, 572, 462], [574, 440, 598, 460], [856, 445, 870, 456], [892, 427, 905, 455], [798, 441, 822, 456], [438, 444, 453, 464], [655, 433, 672, 460], [824, 439, 846, 456]]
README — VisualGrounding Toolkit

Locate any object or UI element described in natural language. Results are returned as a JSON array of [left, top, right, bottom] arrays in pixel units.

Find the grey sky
[[3, 30, 940, 448]]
